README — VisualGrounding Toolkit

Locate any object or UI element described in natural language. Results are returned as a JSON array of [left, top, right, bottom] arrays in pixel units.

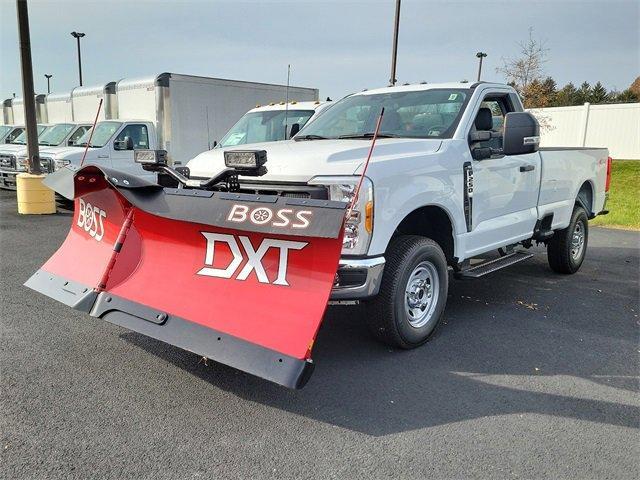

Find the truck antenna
[[346, 107, 384, 220], [80, 98, 103, 167], [284, 64, 290, 139], [205, 105, 212, 149]]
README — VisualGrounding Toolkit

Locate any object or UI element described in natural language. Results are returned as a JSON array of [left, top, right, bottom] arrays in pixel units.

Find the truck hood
[[39, 146, 86, 161], [0, 144, 28, 155], [187, 138, 443, 183]]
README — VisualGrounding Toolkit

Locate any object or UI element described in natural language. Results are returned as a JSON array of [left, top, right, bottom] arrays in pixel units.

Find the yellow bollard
[[16, 173, 56, 214]]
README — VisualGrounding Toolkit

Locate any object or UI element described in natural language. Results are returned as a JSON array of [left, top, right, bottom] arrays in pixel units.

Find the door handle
[[520, 165, 535, 172], [97, 155, 109, 159]]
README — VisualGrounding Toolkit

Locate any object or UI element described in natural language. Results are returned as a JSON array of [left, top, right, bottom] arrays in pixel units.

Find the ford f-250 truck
[[185, 81, 610, 348], [26, 81, 611, 388]]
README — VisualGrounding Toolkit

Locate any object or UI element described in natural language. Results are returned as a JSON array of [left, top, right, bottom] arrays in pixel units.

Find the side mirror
[[289, 123, 300, 138], [212, 140, 218, 148], [503, 112, 540, 155], [114, 136, 134, 151]]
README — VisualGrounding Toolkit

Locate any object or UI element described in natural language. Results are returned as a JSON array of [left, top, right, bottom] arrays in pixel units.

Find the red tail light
[[605, 156, 612, 192]]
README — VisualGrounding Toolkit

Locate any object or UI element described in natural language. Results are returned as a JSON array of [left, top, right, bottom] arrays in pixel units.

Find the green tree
[[574, 82, 592, 104], [614, 89, 639, 103], [554, 82, 578, 106], [589, 82, 609, 104]]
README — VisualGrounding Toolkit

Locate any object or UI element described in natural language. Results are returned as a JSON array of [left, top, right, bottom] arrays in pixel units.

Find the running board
[[456, 251, 534, 279]]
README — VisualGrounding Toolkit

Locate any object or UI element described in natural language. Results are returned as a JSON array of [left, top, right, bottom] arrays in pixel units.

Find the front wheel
[[547, 205, 589, 274], [366, 235, 449, 349]]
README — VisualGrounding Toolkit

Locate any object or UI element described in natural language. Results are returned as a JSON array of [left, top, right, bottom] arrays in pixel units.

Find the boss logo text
[[227, 204, 312, 229], [77, 198, 107, 241], [197, 233, 307, 286]]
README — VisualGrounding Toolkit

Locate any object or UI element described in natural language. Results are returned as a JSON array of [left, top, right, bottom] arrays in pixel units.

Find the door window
[[68, 126, 91, 146], [115, 124, 149, 149]]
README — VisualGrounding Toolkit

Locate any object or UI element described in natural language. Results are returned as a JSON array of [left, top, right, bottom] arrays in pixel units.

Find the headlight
[[15, 156, 28, 172], [54, 159, 71, 170], [309, 175, 374, 255]]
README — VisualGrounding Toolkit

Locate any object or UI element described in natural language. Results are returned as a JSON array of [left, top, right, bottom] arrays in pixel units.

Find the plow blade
[[26, 166, 346, 388]]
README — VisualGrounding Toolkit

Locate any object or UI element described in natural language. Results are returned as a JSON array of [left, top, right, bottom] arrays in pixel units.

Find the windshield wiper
[[294, 134, 330, 141], [338, 133, 401, 139]]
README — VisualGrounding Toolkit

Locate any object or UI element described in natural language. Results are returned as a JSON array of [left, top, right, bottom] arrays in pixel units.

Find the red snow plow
[[25, 152, 347, 388]]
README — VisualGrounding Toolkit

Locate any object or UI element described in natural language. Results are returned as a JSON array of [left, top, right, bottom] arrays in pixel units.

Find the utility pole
[[71, 31, 85, 86], [389, 0, 401, 86], [45, 74, 52, 93], [476, 52, 487, 82], [16, 0, 41, 174]]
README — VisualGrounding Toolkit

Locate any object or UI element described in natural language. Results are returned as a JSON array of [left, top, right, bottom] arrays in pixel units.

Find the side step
[[456, 251, 534, 279]]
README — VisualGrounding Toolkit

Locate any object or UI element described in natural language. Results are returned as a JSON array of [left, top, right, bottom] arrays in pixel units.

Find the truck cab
[[38, 120, 158, 180], [0, 123, 92, 189]]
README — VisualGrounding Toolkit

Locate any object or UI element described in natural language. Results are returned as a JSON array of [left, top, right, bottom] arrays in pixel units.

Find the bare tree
[[497, 27, 549, 97]]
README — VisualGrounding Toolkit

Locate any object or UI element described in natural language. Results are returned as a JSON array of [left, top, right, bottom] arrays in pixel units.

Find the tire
[[366, 235, 449, 349], [547, 205, 589, 274]]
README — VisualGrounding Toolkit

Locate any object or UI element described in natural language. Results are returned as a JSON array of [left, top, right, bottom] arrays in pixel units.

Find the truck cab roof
[[248, 101, 329, 113]]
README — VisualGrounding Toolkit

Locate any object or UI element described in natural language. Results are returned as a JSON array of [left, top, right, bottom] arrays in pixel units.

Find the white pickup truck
[[186, 82, 610, 348]]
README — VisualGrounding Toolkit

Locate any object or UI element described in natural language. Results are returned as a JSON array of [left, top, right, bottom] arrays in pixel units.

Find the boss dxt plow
[[25, 149, 351, 389]]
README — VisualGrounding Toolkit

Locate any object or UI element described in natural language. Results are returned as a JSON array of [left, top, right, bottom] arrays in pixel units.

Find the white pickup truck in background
[[187, 81, 611, 348]]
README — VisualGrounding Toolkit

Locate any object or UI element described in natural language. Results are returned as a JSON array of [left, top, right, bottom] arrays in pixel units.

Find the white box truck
[[45, 92, 74, 123], [70, 82, 118, 122], [37, 73, 318, 179], [8, 95, 47, 124]]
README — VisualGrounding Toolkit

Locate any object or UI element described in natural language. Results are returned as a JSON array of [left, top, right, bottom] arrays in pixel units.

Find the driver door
[[110, 123, 154, 180], [465, 95, 541, 256]]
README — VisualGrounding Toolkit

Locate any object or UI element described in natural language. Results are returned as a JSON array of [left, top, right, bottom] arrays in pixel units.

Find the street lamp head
[[476, 52, 487, 58], [71, 31, 85, 38], [45, 74, 53, 79]]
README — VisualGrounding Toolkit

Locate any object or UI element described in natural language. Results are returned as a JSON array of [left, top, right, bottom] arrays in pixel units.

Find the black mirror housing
[[114, 136, 134, 151], [289, 123, 300, 138], [503, 112, 540, 155]]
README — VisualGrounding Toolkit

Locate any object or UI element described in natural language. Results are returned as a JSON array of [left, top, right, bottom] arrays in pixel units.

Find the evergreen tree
[[589, 82, 609, 104], [575, 82, 592, 104], [554, 82, 578, 106]]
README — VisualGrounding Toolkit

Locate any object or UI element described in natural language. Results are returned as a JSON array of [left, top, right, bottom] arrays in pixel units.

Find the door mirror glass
[[503, 112, 540, 155]]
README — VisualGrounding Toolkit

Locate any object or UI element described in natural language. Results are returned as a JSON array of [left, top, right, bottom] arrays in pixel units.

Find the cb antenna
[[284, 64, 290, 139]]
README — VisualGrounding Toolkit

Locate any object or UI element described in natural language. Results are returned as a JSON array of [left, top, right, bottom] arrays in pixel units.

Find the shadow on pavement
[[120, 238, 639, 436]]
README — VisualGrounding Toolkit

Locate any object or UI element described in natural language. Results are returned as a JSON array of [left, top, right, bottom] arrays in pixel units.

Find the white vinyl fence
[[528, 103, 640, 159]]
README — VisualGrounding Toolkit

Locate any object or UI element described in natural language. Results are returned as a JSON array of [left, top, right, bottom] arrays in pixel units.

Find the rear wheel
[[547, 205, 589, 274], [366, 235, 448, 349]]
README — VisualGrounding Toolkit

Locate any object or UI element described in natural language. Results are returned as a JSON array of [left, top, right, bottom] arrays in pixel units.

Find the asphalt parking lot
[[1, 189, 638, 479]]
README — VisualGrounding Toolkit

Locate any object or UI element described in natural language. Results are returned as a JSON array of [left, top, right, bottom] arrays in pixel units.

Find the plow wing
[[26, 166, 346, 388]]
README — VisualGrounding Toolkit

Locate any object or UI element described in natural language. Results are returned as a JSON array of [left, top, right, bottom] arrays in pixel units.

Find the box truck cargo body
[[9, 95, 48, 124], [45, 93, 74, 123], [70, 82, 117, 122]]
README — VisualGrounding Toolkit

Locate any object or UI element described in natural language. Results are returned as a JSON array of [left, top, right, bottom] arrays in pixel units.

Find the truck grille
[[0, 154, 15, 170]]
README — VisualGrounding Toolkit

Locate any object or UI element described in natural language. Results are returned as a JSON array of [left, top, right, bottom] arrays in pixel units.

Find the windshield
[[76, 121, 122, 148], [11, 125, 49, 144], [0, 126, 11, 139], [218, 109, 315, 147], [37, 123, 75, 146], [296, 89, 469, 140]]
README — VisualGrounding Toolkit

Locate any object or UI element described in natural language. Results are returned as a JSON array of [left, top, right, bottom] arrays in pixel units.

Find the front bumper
[[330, 256, 385, 300]]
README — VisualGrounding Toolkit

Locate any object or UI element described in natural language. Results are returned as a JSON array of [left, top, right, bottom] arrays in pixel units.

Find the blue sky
[[0, 0, 638, 100]]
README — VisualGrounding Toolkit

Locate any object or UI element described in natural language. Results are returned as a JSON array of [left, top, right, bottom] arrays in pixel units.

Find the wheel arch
[[391, 205, 457, 265], [576, 180, 595, 216]]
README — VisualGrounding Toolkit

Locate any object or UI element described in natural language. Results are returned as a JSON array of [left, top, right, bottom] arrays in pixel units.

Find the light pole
[[389, 0, 401, 86], [70, 31, 85, 86], [16, 0, 41, 174], [476, 52, 487, 82], [44, 74, 52, 93]]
